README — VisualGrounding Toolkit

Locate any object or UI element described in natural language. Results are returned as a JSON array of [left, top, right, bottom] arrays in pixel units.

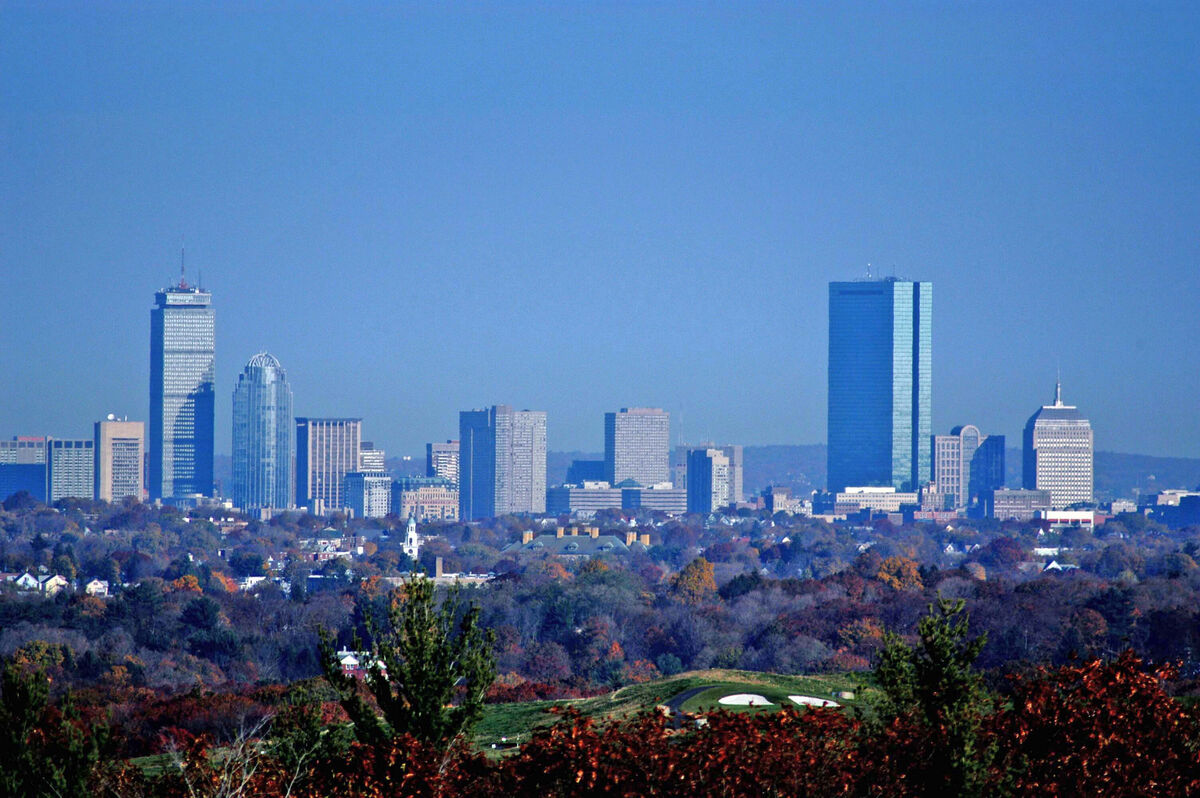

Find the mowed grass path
[[472, 669, 875, 751]]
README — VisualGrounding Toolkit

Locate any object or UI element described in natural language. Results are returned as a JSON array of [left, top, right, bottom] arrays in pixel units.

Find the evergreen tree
[[321, 574, 496, 750], [875, 596, 995, 796]]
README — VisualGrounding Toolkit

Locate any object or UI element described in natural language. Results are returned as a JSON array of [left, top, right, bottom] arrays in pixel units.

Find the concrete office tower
[[344, 471, 392, 519], [47, 439, 94, 502], [426, 440, 460, 488], [604, 408, 670, 487], [459, 405, 547, 520], [687, 448, 731, 514], [932, 426, 1005, 510], [150, 274, 215, 499], [827, 278, 932, 492], [231, 353, 294, 512], [94, 416, 144, 502], [1023, 382, 1094, 508], [296, 418, 361, 514]]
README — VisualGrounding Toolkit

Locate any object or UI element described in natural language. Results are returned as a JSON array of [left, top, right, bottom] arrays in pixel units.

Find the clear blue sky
[[2, 2, 1198, 458]]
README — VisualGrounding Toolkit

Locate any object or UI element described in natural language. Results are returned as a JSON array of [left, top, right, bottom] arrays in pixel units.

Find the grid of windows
[[151, 286, 215, 499], [605, 408, 670, 487]]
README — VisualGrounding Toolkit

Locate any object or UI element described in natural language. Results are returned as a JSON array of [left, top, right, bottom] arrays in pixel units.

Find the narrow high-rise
[[296, 418, 361, 515], [604, 408, 670, 487], [232, 353, 294, 512], [150, 272, 215, 500], [827, 278, 932, 492], [459, 406, 546, 520], [1023, 382, 1093, 508]]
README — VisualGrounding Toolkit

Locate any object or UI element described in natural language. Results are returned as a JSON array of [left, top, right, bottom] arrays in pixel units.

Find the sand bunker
[[788, 695, 840, 708], [717, 693, 774, 706]]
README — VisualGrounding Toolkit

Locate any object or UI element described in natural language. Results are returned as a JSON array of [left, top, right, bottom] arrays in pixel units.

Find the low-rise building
[[392, 477, 458, 522], [986, 488, 1053, 521]]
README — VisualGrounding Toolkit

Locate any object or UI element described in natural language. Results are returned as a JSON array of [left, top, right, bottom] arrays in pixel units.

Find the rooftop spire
[[1054, 377, 1062, 406]]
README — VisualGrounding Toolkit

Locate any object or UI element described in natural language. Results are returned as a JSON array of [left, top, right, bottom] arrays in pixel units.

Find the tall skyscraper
[[604, 408, 670, 487], [231, 352, 294, 512], [686, 447, 731, 514], [459, 405, 546, 520], [426, 440, 460, 488], [931, 425, 1005, 510], [47, 439, 94, 502], [1023, 382, 1094, 508], [827, 278, 932, 492], [94, 416, 144, 503], [150, 274, 215, 500], [296, 418, 361, 515]]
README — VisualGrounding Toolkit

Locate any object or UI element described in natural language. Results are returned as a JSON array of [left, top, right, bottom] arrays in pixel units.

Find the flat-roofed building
[[95, 416, 144, 503], [392, 476, 459, 522], [296, 418, 361, 514], [344, 471, 392, 519], [546, 482, 623, 515], [425, 440, 460, 489], [47, 439, 94, 502], [604, 408, 670, 488], [986, 488, 1053, 521], [459, 406, 546, 519], [834, 486, 920, 514], [359, 442, 386, 472]]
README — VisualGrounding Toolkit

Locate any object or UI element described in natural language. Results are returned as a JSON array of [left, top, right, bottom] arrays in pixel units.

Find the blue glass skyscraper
[[150, 275, 215, 499], [232, 353, 294, 511], [827, 278, 932, 492]]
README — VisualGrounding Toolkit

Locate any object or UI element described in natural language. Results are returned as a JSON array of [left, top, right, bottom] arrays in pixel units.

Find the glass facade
[[827, 279, 932, 492], [232, 353, 294, 512], [150, 283, 215, 499]]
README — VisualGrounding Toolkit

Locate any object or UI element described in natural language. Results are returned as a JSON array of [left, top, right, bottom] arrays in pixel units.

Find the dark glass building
[[827, 278, 932, 492], [232, 352, 294, 512], [150, 275, 215, 499]]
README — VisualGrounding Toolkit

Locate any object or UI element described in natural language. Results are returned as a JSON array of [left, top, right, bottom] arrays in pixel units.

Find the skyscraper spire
[[1055, 377, 1062, 406]]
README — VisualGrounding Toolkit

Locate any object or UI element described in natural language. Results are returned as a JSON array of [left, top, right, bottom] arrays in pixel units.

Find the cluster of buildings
[[0, 271, 1143, 527], [822, 278, 1096, 522]]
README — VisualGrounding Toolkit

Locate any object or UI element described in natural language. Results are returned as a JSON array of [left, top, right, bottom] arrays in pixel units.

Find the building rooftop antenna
[[179, 246, 188, 289]]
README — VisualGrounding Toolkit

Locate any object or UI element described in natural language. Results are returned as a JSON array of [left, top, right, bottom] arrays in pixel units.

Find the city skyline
[[2, 5, 1198, 460]]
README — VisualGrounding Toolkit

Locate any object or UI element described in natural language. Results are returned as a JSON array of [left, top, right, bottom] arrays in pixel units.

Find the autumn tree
[[670, 557, 717, 605], [874, 596, 995, 797], [321, 574, 496, 750], [876, 555, 923, 590]]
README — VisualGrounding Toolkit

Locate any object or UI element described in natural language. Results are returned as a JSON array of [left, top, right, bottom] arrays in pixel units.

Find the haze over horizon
[[3, 4, 1198, 459]]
